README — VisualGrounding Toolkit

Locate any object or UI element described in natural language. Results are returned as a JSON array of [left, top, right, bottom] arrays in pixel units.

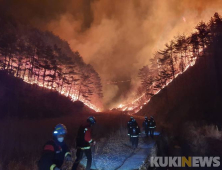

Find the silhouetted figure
[[143, 116, 150, 137], [127, 117, 133, 133], [149, 116, 156, 138], [72, 116, 96, 170], [38, 124, 71, 170], [129, 121, 140, 149], [127, 117, 138, 142]]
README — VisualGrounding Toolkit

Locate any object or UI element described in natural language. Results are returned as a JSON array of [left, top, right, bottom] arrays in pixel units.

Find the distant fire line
[[112, 51, 199, 113], [0, 60, 100, 112], [22, 77, 100, 112]]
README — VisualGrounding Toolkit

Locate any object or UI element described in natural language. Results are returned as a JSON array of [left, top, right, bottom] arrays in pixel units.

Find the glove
[[54, 167, 61, 170], [65, 155, 72, 161]]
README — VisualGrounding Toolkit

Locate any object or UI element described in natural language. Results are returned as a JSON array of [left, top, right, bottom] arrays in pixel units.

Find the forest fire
[[113, 35, 202, 113], [22, 74, 100, 112], [21, 70, 101, 112], [0, 1, 220, 114], [0, 23, 102, 112], [1, 0, 222, 169]]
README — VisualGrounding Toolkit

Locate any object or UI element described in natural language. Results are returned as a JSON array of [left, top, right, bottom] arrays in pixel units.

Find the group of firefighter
[[38, 115, 156, 170], [127, 116, 156, 149]]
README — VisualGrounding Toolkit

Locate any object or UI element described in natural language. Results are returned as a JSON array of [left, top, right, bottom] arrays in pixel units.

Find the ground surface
[[0, 112, 157, 170], [74, 132, 156, 170]]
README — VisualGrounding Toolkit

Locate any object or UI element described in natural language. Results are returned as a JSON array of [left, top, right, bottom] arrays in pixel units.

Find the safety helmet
[[53, 124, 67, 136], [87, 116, 96, 125]]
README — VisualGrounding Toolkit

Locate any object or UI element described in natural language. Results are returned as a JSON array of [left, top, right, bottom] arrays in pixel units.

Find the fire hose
[[91, 144, 99, 170], [62, 145, 98, 170]]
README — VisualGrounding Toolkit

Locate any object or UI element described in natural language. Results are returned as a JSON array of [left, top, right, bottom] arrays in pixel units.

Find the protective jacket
[[143, 119, 150, 130], [129, 125, 140, 137], [76, 122, 93, 149], [38, 139, 70, 170], [128, 120, 138, 128], [128, 120, 138, 134], [149, 119, 156, 128], [127, 120, 133, 130]]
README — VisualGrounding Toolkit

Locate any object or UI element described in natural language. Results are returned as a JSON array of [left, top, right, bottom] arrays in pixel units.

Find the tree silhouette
[[195, 21, 210, 54], [158, 40, 177, 79], [137, 13, 222, 108], [138, 66, 154, 97], [0, 16, 103, 110]]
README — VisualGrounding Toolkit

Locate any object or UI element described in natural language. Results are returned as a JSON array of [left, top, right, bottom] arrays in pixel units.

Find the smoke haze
[[1, 0, 222, 107]]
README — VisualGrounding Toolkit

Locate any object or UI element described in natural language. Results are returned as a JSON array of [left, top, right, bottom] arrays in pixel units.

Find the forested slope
[[0, 14, 103, 117], [137, 13, 222, 131], [0, 71, 95, 119]]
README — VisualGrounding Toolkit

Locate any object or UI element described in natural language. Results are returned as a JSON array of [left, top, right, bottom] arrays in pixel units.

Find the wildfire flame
[[0, 58, 100, 112], [112, 50, 200, 114], [23, 77, 100, 112]]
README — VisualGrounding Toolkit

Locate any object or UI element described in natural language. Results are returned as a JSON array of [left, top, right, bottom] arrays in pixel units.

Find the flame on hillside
[[0, 60, 100, 112], [111, 50, 200, 114]]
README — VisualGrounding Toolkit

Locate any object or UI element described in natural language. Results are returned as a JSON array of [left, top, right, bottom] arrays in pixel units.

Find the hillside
[[0, 14, 103, 112], [137, 44, 222, 130], [135, 18, 222, 159], [0, 71, 95, 119], [137, 14, 222, 132]]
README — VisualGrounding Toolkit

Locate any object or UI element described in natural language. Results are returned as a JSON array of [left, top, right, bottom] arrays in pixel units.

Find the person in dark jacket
[[143, 116, 150, 137], [127, 117, 138, 142], [127, 117, 134, 135], [38, 124, 71, 170], [72, 116, 96, 170], [129, 122, 140, 149], [149, 116, 156, 138]]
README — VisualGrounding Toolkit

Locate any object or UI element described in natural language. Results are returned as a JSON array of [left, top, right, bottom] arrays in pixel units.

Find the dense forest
[[0, 15, 103, 112], [136, 13, 222, 109], [136, 13, 222, 159]]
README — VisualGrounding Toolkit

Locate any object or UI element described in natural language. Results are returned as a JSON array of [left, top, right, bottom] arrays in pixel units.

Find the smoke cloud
[[2, 0, 222, 107]]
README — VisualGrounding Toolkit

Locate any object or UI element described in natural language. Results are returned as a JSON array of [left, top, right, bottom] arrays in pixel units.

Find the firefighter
[[129, 120, 140, 149], [149, 116, 156, 138], [38, 124, 71, 170], [143, 116, 150, 137], [127, 117, 138, 142], [72, 116, 96, 170], [127, 116, 134, 135]]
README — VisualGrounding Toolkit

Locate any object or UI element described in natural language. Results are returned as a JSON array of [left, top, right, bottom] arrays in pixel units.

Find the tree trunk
[[4, 54, 7, 70], [77, 84, 82, 100], [43, 68, 46, 87]]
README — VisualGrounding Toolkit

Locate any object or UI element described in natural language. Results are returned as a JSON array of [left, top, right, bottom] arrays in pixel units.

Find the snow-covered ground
[[77, 132, 157, 170], [116, 141, 155, 170]]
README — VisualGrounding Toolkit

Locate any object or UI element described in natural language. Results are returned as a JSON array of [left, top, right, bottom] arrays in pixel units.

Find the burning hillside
[[1, 0, 222, 107], [113, 13, 222, 114], [0, 16, 103, 112]]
